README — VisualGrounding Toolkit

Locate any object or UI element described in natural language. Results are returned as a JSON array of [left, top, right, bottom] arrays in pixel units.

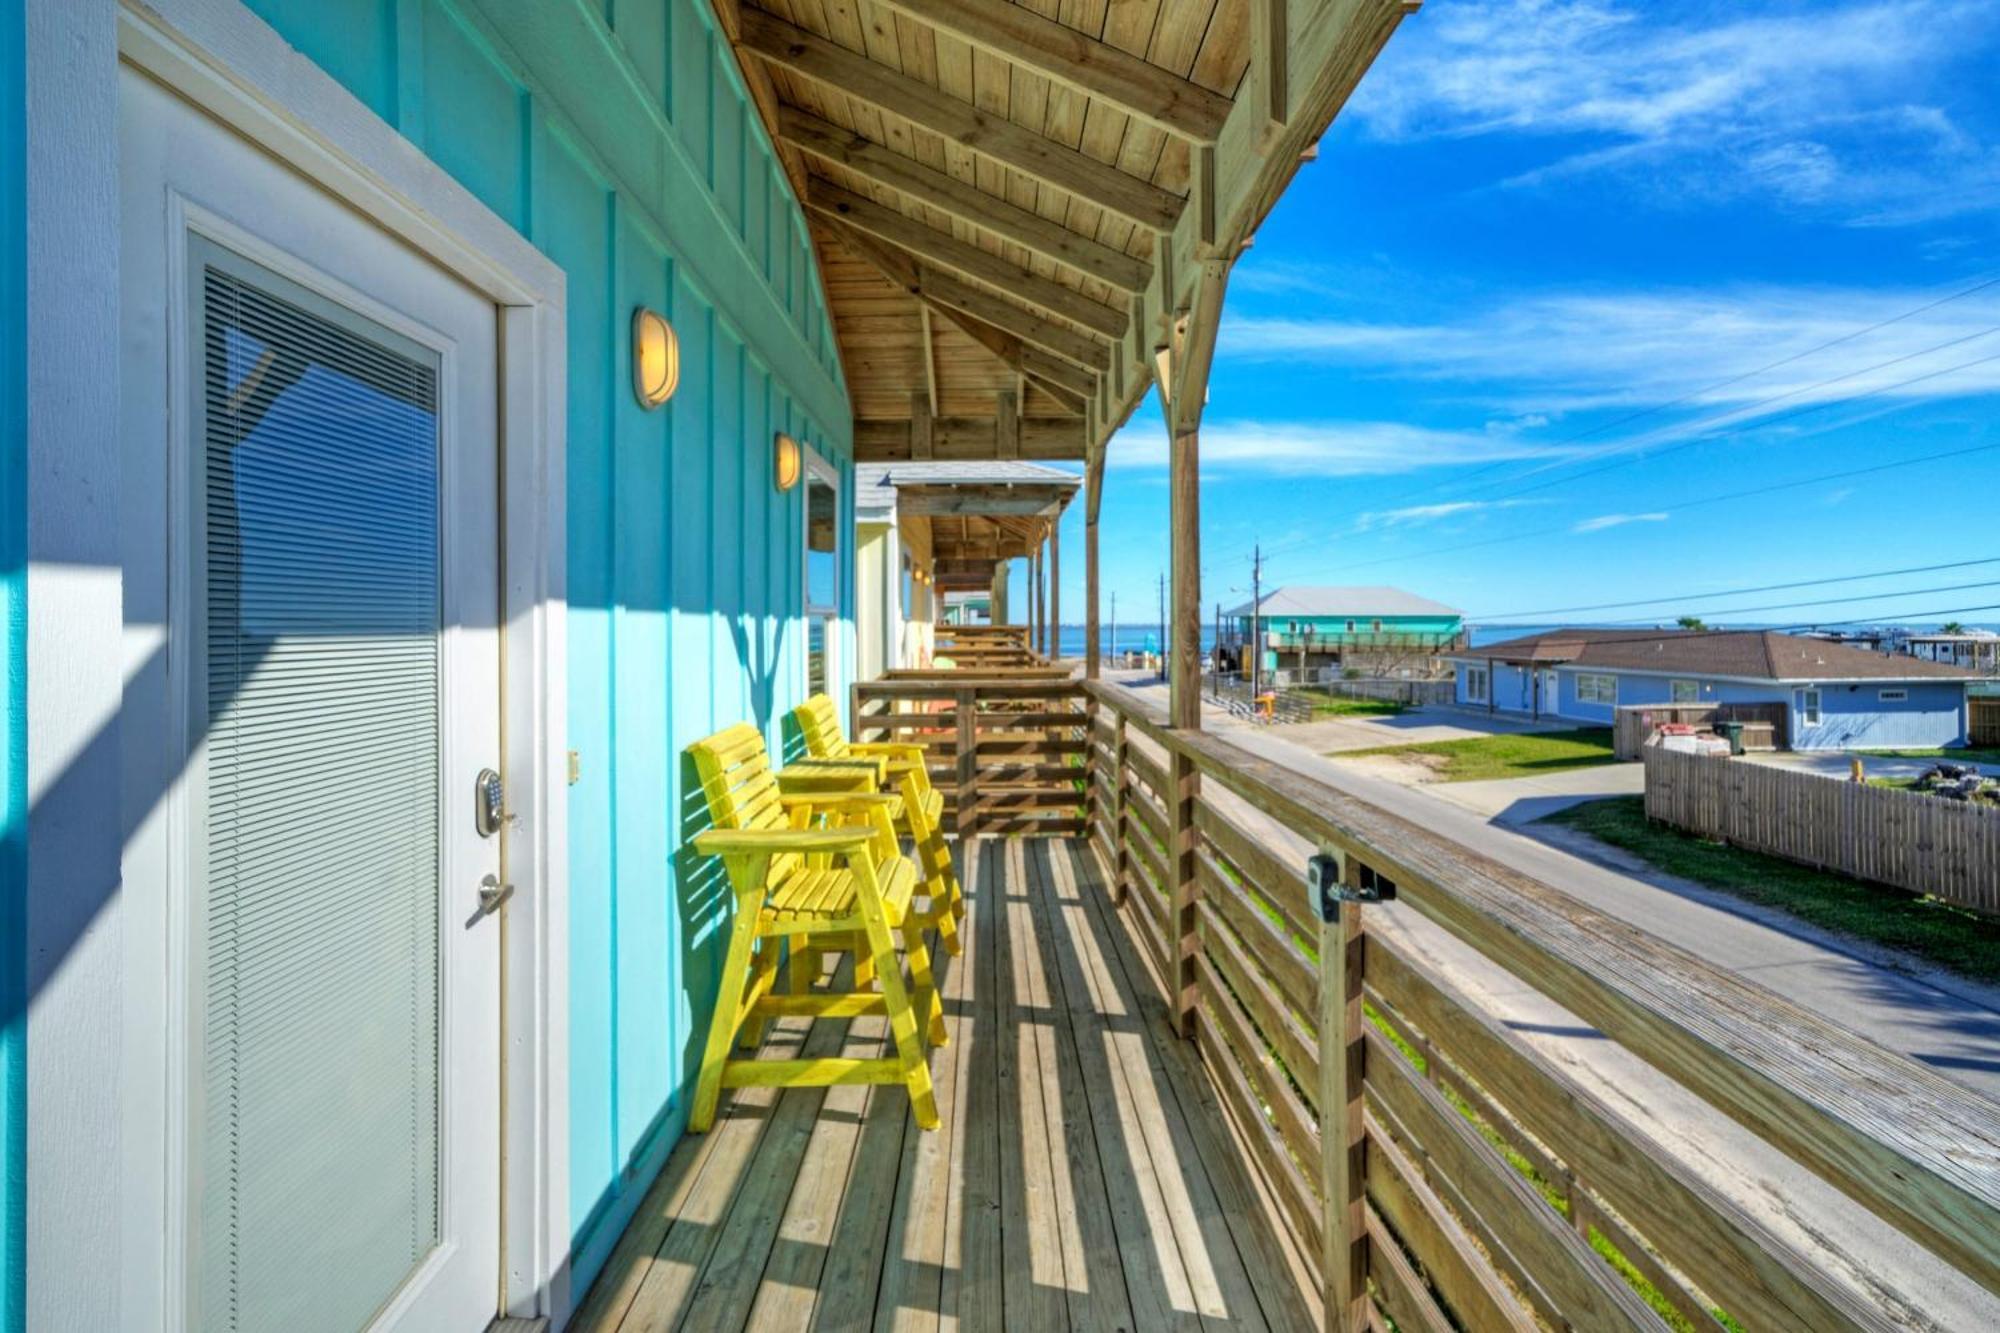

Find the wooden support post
[[1085, 439, 1103, 678], [1050, 514, 1061, 662], [955, 685, 977, 840], [1167, 417, 1201, 1036], [1318, 852, 1368, 1333]]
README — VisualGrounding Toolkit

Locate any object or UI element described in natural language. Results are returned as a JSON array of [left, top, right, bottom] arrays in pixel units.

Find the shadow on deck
[[572, 837, 1315, 1332]]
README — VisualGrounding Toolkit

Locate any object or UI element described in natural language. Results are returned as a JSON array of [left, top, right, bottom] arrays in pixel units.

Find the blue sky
[[1029, 0, 2000, 631]]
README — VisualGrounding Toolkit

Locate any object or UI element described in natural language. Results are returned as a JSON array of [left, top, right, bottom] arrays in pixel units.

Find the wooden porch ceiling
[[717, 0, 1414, 463]]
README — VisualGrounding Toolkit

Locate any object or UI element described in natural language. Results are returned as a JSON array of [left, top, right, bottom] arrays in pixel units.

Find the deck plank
[[873, 842, 981, 1332], [573, 837, 1309, 1333]]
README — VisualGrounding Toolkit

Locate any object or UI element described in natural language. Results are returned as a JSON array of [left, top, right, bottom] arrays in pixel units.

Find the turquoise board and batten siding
[[1, 0, 22, 1327], [241, 0, 853, 1297]]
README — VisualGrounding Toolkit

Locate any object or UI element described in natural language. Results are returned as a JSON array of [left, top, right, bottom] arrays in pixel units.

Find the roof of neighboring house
[[1455, 628, 1982, 681], [855, 460, 1082, 525], [1225, 586, 1464, 620]]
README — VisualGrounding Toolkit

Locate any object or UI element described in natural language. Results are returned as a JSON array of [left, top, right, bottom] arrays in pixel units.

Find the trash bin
[[1716, 721, 1745, 756]]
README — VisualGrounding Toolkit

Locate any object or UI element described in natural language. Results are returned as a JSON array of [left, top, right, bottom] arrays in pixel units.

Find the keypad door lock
[[1307, 849, 1395, 922], [475, 768, 505, 838]]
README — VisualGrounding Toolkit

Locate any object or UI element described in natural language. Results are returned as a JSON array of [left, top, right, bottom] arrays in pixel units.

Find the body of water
[[1043, 621, 2000, 659]]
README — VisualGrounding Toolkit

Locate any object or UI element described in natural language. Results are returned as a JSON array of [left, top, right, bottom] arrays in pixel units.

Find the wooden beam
[[997, 389, 1020, 460], [1170, 260, 1231, 436], [779, 108, 1152, 294], [1050, 508, 1061, 660], [853, 416, 1088, 462], [897, 486, 1073, 518], [824, 218, 1111, 375], [807, 178, 1127, 339], [918, 306, 939, 417], [870, 0, 1233, 144], [911, 389, 933, 460], [738, 7, 1184, 231]]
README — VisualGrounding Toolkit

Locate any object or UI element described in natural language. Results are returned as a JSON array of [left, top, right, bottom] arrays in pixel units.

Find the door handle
[[473, 873, 514, 920]]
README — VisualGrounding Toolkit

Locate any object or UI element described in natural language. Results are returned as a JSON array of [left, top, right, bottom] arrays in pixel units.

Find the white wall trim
[[21, 1, 572, 1326]]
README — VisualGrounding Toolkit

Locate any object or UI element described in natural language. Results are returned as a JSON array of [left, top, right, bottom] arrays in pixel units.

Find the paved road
[[1106, 671, 2000, 1326]]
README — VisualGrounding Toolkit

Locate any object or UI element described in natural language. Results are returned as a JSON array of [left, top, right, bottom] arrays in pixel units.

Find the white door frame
[[28, 3, 568, 1326]]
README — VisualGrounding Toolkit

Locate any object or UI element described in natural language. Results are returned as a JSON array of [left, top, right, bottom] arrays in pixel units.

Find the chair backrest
[[687, 723, 808, 894], [792, 693, 852, 761]]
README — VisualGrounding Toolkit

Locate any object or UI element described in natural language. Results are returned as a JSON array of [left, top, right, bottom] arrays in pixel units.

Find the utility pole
[[1249, 543, 1264, 700], [1157, 571, 1167, 681], [1213, 602, 1222, 699], [1110, 591, 1118, 667]]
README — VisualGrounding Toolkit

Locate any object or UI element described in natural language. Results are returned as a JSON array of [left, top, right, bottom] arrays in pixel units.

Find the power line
[[1246, 318, 2000, 576], [1544, 579, 2000, 628], [1472, 556, 2000, 621], [1439, 337, 2000, 510], [1347, 270, 2000, 514], [1329, 437, 2000, 576]]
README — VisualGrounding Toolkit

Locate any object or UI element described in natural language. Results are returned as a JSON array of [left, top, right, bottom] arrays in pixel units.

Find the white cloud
[[1350, 0, 2000, 223], [1106, 419, 1575, 478], [1219, 281, 2000, 419], [1355, 499, 1542, 531], [1572, 511, 1668, 533]]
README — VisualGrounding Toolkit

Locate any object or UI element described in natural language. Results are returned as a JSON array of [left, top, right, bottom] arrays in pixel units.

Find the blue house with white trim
[[1451, 629, 1979, 751]]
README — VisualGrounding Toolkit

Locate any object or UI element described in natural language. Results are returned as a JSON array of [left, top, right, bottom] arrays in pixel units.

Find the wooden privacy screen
[[1080, 678, 1999, 1332], [851, 675, 1088, 838]]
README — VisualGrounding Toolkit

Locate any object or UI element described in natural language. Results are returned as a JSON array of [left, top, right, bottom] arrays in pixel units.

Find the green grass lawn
[[1336, 727, 1617, 781], [1543, 796, 2000, 984], [1294, 689, 1405, 718]]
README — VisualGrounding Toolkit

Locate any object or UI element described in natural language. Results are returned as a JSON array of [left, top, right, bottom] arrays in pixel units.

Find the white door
[[121, 69, 502, 1332]]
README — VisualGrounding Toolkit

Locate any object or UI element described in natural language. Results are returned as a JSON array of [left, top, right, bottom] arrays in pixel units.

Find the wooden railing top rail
[[857, 676, 1080, 700], [1081, 677, 2000, 1296]]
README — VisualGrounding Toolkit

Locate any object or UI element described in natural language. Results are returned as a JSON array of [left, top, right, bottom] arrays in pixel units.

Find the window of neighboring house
[[1345, 619, 1356, 633], [1879, 688, 1908, 702], [1464, 665, 1488, 702], [1576, 673, 1617, 705], [1670, 679, 1700, 703], [1372, 619, 1383, 633], [804, 449, 840, 696], [1798, 688, 1822, 726]]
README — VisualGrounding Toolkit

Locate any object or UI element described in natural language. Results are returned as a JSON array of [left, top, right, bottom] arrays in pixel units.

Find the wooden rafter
[[738, 7, 1185, 232], [779, 108, 1152, 294], [807, 179, 1127, 340], [825, 219, 1107, 380], [868, 0, 1234, 144], [853, 417, 1087, 462], [918, 307, 939, 418]]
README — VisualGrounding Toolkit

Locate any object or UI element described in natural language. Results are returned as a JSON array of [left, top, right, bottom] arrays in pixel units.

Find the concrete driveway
[[1747, 750, 2000, 780]]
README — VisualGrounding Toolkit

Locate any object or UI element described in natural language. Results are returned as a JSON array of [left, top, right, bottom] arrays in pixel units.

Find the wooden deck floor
[[572, 837, 1316, 1333]]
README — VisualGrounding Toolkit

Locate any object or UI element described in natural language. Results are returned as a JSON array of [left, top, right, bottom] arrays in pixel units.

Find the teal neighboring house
[[1223, 586, 1465, 679]]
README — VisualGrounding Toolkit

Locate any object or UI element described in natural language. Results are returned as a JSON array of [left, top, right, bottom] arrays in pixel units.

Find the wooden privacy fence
[[1080, 677, 2000, 1331], [1645, 746, 2000, 915], [1613, 701, 1789, 759], [850, 675, 1086, 838]]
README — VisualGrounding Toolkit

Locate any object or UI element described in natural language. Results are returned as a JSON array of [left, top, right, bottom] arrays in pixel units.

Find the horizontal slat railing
[[850, 674, 1087, 838], [1079, 677, 1998, 1332]]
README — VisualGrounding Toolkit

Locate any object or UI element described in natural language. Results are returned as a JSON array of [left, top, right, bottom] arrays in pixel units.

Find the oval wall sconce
[[632, 307, 679, 409], [773, 432, 802, 492]]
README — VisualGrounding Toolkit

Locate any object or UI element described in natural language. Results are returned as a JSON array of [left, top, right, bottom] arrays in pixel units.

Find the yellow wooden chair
[[790, 693, 964, 951], [686, 722, 944, 1132]]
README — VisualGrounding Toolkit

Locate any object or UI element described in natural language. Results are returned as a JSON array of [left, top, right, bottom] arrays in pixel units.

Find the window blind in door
[[198, 250, 444, 1333]]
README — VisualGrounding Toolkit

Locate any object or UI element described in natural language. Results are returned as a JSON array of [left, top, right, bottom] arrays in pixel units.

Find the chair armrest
[[847, 741, 926, 761], [693, 826, 873, 856], [779, 792, 905, 820]]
